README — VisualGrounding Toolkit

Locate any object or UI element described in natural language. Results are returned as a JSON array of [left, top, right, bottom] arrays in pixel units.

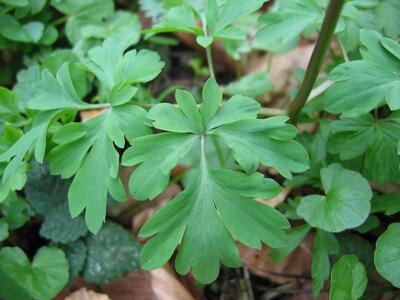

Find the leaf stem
[[200, 134, 207, 171], [200, 13, 216, 78], [82, 103, 111, 110], [211, 135, 226, 168], [288, 0, 344, 124], [206, 46, 215, 78], [336, 36, 349, 62]]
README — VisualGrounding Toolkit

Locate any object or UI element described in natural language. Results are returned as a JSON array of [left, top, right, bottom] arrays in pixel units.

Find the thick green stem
[[288, 0, 344, 124]]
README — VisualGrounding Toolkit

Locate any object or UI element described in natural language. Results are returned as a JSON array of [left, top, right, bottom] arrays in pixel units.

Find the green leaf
[[85, 36, 164, 94], [40, 202, 88, 243], [0, 0, 29, 7], [123, 79, 302, 283], [325, 30, 400, 116], [24, 161, 69, 214], [374, 0, 400, 39], [50, 105, 150, 233], [42, 49, 89, 98], [62, 240, 87, 281], [355, 215, 380, 234], [139, 169, 286, 283], [0, 192, 30, 230], [146, 5, 201, 36], [123, 133, 199, 200], [209, 0, 266, 36], [200, 77, 223, 128], [0, 218, 8, 242], [297, 163, 372, 232], [148, 90, 203, 134], [254, 0, 324, 52], [337, 1, 376, 52], [29, 63, 91, 110], [312, 230, 339, 296], [0, 111, 59, 201], [138, 0, 165, 21], [213, 116, 309, 177], [80, 11, 141, 46], [374, 223, 400, 288], [0, 14, 44, 43], [372, 193, 400, 216], [329, 113, 400, 183], [0, 247, 69, 300], [51, 0, 114, 44], [82, 222, 140, 284], [269, 224, 311, 263], [224, 72, 273, 98], [0, 87, 25, 126], [330, 255, 367, 300], [334, 234, 374, 272], [13, 65, 41, 110], [147, 0, 266, 47]]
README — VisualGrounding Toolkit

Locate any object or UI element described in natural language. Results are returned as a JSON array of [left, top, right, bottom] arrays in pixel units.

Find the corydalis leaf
[[325, 30, 400, 116], [0, 110, 60, 202], [146, 0, 267, 47], [85, 35, 164, 93], [328, 113, 400, 183], [123, 78, 309, 283], [49, 105, 150, 233]]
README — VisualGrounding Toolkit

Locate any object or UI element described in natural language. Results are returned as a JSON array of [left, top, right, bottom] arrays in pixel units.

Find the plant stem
[[82, 103, 111, 110], [336, 36, 349, 62], [200, 12, 215, 78], [211, 135, 226, 168], [288, 0, 344, 124], [206, 46, 215, 78]]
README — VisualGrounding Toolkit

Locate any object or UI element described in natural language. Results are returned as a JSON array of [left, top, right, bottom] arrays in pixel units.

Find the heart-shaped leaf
[[0, 247, 69, 300], [297, 163, 372, 232], [196, 35, 214, 48]]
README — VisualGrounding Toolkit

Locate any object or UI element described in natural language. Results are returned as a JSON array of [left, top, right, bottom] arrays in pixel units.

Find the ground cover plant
[[0, 0, 400, 299]]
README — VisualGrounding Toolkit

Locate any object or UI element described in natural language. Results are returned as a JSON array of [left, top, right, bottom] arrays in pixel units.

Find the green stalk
[[206, 46, 215, 78], [288, 0, 344, 124], [200, 13, 216, 78]]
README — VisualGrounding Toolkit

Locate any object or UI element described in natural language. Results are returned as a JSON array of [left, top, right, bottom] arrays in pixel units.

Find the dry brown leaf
[[100, 267, 195, 300], [244, 44, 314, 108], [239, 231, 330, 299], [65, 288, 110, 300], [80, 108, 107, 122], [264, 187, 292, 208], [150, 268, 196, 300], [239, 232, 313, 285]]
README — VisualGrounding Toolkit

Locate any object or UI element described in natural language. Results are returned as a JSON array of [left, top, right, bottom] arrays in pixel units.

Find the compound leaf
[[325, 30, 400, 116], [50, 105, 150, 233], [329, 113, 400, 183], [213, 116, 309, 177], [123, 79, 307, 283], [29, 63, 89, 110], [85, 36, 164, 94]]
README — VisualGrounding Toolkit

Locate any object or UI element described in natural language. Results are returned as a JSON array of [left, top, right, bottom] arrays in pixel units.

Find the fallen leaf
[[66, 288, 110, 300]]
